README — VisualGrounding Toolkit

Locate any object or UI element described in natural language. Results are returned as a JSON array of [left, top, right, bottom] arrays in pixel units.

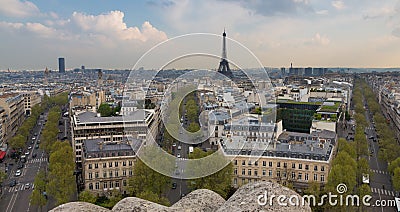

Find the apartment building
[[71, 109, 155, 167], [0, 93, 25, 142], [21, 91, 41, 115], [82, 138, 136, 196], [221, 117, 336, 191]]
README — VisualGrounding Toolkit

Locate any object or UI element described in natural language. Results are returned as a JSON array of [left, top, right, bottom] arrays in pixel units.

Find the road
[[363, 97, 397, 212], [0, 112, 49, 212]]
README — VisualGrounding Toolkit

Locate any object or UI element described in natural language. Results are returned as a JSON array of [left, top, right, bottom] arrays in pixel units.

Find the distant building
[[58, 57, 65, 73], [304, 67, 313, 76], [0, 107, 6, 147]]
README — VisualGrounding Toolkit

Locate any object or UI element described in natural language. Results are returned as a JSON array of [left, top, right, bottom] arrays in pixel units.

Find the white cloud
[[306, 33, 330, 46], [0, 0, 40, 17], [316, 10, 328, 15], [332, 0, 345, 10], [71, 11, 167, 42]]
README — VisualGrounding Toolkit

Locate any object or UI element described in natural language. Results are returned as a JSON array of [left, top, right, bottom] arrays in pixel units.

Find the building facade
[[0, 93, 25, 143]]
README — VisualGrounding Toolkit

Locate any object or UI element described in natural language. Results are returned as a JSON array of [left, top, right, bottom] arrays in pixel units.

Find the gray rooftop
[[76, 110, 152, 124]]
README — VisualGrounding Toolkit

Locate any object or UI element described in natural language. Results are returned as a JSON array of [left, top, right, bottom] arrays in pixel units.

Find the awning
[[0, 151, 6, 160]]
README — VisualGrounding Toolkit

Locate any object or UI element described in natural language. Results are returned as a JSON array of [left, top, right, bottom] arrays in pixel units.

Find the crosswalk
[[371, 187, 396, 196], [6, 183, 34, 193], [27, 158, 47, 164], [370, 169, 390, 175]]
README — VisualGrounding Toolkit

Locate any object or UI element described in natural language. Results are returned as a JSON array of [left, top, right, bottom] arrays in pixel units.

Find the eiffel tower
[[217, 29, 233, 77]]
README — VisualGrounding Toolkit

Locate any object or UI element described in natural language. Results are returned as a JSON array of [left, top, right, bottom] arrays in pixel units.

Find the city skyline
[[1, 0, 400, 70]]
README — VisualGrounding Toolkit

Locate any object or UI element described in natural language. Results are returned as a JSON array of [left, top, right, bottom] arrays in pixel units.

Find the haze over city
[[2, 0, 400, 70]]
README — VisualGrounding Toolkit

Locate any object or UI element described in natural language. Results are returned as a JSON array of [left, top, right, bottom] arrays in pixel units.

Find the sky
[[1, 0, 400, 70]]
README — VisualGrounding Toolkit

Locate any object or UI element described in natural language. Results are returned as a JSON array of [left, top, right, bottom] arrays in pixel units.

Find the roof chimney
[[99, 142, 103, 150], [97, 113, 101, 117], [310, 144, 313, 151]]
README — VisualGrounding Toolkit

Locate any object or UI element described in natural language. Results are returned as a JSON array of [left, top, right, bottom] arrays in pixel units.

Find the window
[[123, 161, 126, 166], [103, 172, 107, 178], [254, 170, 258, 176], [103, 182, 107, 189], [123, 180, 127, 187], [116, 181, 120, 188], [89, 183, 93, 190], [242, 160, 246, 165], [305, 173, 309, 181], [103, 163, 106, 168], [298, 173, 302, 180], [262, 170, 266, 176], [234, 168, 238, 175], [123, 170, 127, 176], [248, 161, 252, 166], [234, 160, 237, 165], [109, 181, 114, 188], [314, 165, 318, 171], [115, 171, 119, 177], [299, 164, 302, 170], [234, 178, 237, 185], [95, 172, 99, 178], [95, 163, 98, 169], [248, 179, 252, 183], [269, 170, 273, 177], [283, 163, 287, 168], [283, 172, 287, 178], [321, 166, 325, 171], [314, 174, 318, 181], [291, 172, 296, 179], [242, 169, 246, 175], [109, 162, 113, 168], [269, 162, 272, 167], [263, 161, 266, 167], [255, 161, 258, 166], [109, 171, 113, 178], [277, 162, 280, 168], [277, 171, 280, 177], [242, 178, 246, 184], [248, 169, 252, 176], [129, 170, 133, 176], [88, 164, 92, 169], [305, 165, 309, 170], [88, 172, 93, 179], [95, 182, 100, 190], [129, 161, 133, 166], [321, 175, 325, 182], [292, 163, 296, 169], [115, 162, 119, 167]]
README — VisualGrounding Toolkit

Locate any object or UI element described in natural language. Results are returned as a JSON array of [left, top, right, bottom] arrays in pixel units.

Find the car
[[172, 143, 176, 147], [31, 140, 35, 144], [32, 153, 37, 158], [9, 180, 17, 187], [178, 145, 182, 150], [35, 144, 39, 149], [28, 146, 32, 150], [5, 167, 8, 173], [32, 137, 36, 140], [25, 151, 30, 155], [37, 140, 41, 144], [17, 163, 23, 169], [177, 153, 181, 158], [172, 182, 177, 189], [15, 170, 21, 177], [181, 193, 186, 198], [34, 133, 37, 136], [24, 183, 30, 189]]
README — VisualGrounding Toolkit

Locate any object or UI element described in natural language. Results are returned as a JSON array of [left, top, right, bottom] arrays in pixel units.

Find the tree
[[187, 122, 200, 133], [127, 158, 171, 206], [98, 103, 113, 117], [187, 148, 233, 199], [9, 134, 25, 150], [137, 190, 170, 206], [78, 190, 97, 204], [30, 170, 47, 210], [47, 141, 76, 205], [388, 157, 400, 174], [393, 167, 400, 191]]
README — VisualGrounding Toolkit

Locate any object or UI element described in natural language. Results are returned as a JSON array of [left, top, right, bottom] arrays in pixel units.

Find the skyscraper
[[58, 57, 65, 73]]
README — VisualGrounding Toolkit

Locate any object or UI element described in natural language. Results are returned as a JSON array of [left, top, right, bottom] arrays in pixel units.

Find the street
[[0, 112, 50, 212]]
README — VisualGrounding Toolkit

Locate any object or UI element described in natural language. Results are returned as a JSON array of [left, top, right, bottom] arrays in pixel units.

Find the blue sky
[[1, 0, 400, 70]]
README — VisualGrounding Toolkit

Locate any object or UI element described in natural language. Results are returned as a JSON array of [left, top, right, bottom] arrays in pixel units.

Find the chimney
[[288, 144, 291, 150], [97, 113, 101, 117], [273, 141, 276, 149], [310, 144, 313, 151], [99, 142, 103, 150]]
